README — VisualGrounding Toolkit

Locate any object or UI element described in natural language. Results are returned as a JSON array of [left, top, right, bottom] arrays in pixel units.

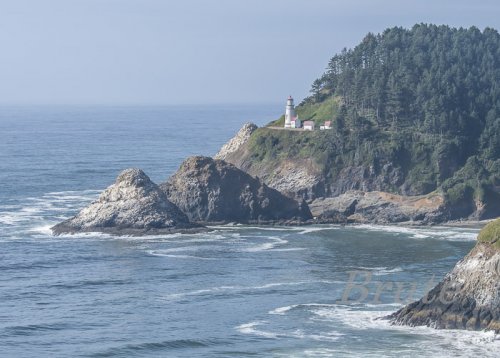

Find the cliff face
[[160, 156, 312, 224], [388, 219, 500, 332], [309, 190, 446, 224], [52, 169, 198, 235], [216, 25, 500, 222], [220, 126, 323, 200], [220, 126, 418, 201], [219, 124, 499, 222]]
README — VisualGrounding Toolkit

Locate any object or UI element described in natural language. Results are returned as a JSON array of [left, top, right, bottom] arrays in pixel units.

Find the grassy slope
[[269, 97, 340, 127], [254, 25, 500, 217], [255, 92, 498, 211], [477, 218, 500, 249]]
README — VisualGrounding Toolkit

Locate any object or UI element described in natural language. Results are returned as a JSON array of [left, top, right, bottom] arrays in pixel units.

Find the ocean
[[0, 105, 498, 357]]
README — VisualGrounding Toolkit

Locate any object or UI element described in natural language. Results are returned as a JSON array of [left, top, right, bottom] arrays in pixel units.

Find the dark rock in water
[[387, 219, 500, 333], [160, 156, 312, 224], [52, 168, 202, 235]]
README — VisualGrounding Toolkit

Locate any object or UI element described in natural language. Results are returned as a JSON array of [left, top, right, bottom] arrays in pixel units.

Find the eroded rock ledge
[[387, 218, 500, 332], [52, 168, 201, 235], [309, 190, 446, 224]]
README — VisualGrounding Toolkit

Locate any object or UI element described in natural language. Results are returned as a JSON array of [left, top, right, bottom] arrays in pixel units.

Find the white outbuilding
[[303, 121, 315, 131], [290, 117, 302, 128]]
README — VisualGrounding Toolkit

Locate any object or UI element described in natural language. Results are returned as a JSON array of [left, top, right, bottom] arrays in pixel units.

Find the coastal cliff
[[388, 218, 500, 332], [160, 156, 312, 224], [219, 25, 500, 222], [52, 169, 200, 235]]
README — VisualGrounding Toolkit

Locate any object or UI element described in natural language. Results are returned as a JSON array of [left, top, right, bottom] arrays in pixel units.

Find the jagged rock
[[387, 218, 500, 332], [52, 169, 201, 235], [160, 156, 312, 224], [214, 122, 258, 161], [309, 190, 446, 223]]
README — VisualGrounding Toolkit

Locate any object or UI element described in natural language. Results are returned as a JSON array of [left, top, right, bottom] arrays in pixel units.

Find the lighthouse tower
[[284, 96, 296, 128]]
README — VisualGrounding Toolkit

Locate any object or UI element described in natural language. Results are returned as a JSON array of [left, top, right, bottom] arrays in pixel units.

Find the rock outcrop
[[214, 122, 258, 161], [160, 156, 312, 224], [388, 218, 500, 332], [309, 190, 446, 224], [52, 169, 200, 235], [219, 124, 499, 222]]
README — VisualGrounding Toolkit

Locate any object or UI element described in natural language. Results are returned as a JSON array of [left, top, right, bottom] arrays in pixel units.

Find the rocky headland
[[160, 156, 312, 224], [52, 168, 201, 235], [52, 157, 312, 235], [387, 218, 500, 332], [215, 123, 468, 225]]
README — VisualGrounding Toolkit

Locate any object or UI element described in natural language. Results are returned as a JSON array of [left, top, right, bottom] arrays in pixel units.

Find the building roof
[[324, 121, 332, 126], [304, 121, 314, 125]]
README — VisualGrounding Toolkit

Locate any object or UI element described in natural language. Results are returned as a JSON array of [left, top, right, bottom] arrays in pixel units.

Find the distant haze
[[1, 0, 499, 105]]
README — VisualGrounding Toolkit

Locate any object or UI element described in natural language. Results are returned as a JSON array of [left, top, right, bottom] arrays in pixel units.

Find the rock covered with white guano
[[214, 122, 257, 161], [51, 168, 200, 235], [388, 218, 500, 332]]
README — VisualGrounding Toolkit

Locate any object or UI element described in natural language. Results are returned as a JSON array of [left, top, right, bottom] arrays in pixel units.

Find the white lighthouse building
[[284, 96, 297, 128]]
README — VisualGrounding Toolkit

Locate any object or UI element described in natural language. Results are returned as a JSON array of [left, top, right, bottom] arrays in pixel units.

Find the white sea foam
[[236, 321, 278, 338], [236, 321, 343, 342], [146, 250, 217, 260], [266, 302, 499, 356], [242, 236, 288, 252], [296, 226, 339, 235], [307, 304, 500, 356], [0, 189, 101, 235], [349, 266, 405, 276], [268, 303, 338, 315], [161, 280, 336, 301], [292, 330, 344, 342], [27, 224, 55, 235], [0, 213, 24, 225], [352, 224, 480, 241], [146, 233, 293, 257], [237, 323, 344, 343]]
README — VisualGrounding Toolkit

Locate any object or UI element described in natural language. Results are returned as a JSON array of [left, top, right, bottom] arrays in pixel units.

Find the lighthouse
[[284, 96, 296, 128]]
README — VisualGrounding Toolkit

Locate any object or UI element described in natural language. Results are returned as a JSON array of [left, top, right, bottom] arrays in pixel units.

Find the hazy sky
[[1, 0, 499, 105]]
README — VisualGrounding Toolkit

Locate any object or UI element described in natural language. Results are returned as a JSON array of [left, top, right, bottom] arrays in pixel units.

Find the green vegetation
[[269, 97, 341, 127], [255, 24, 499, 216], [247, 127, 332, 165], [477, 219, 500, 249]]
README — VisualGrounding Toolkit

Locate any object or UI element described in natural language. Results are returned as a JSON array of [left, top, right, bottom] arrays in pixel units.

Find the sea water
[[0, 106, 498, 357]]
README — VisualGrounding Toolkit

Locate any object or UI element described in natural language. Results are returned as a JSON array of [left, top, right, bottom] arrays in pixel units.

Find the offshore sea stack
[[388, 218, 500, 332], [160, 156, 312, 224], [52, 169, 200, 235]]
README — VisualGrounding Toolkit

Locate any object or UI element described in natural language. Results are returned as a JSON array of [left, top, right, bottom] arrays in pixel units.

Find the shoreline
[[50, 218, 491, 237]]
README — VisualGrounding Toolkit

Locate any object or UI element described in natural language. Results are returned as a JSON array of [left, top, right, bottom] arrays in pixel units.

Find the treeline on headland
[[259, 24, 499, 218]]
